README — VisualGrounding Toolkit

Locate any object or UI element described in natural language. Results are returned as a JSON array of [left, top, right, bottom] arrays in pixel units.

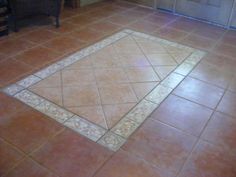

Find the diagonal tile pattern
[[27, 33, 193, 133]]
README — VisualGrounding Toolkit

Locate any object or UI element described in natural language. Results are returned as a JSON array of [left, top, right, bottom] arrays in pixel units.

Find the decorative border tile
[[17, 75, 41, 88], [98, 131, 126, 151], [65, 115, 106, 141], [35, 100, 74, 123], [1, 29, 206, 151], [2, 84, 24, 96]]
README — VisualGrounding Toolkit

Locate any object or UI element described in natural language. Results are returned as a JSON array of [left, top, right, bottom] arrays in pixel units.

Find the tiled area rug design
[[2, 29, 205, 151]]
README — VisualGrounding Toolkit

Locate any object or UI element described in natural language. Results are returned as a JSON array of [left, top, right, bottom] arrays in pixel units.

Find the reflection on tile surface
[[5, 29, 204, 151]]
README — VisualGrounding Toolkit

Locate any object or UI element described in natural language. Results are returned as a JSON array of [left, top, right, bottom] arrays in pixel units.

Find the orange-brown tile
[[89, 21, 121, 34], [178, 141, 236, 177], [202, 112, 236, 153], [95, 150, 174, 177], [107, 14, 137, 26], [0, 38, 34, 57], [14, 46, 62, 69], [47, 22, 80, 34], [31, 129, 112, 177], [0, 59, 33, 87], [5, 158, 58, 177], [213, 43, 236, 59], [0, 108, 63, 153], [217, 91, 236, 118], [128, 20, 160, 33], [154, 27, 189, 42], [71, 28, 105, 43], [166, 18, 199, 32], [22, 29, 59, 44], [123, 120, 197, 174], [144, 14, 176, 26], [0, 93, 28, 118], [69, 15, 98, 26], [181, 34, 217, 50], [44, 36, 85, 55], [0, 138, 24, 176], [190, 60, 233, 88], [173, 77, 224, 109], [151, 94, 212, 136]]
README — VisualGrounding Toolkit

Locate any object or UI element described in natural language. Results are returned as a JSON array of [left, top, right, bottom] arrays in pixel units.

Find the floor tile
[[47, 22, 80, 34], [190, 60, 233, 88], [63, 84, 101, 107], [31, 129, 112, 177], [125, 67, 160, 82], [128, 20, 160, 33], [0, 93, 28, 118], [181, 33, 216, 50], [178, 140, 236, 177], [4, 158, 58, 177], [69, 15, 98, 26], [98, 84, 137, 104], [107, 14, 137, 26], [202, 112, 236, 153], [103, 103, 136, 128], [0, 138, 24, 176], [213, 43, 236, 59], [14, 46, 61, 69], [0, 38, 34, 57], [89, 21, 121, 34], [217, 91, 236, 118], [44, 36, 85, 55], [0, 107, 63, 153], [22, 29, 59, 44], [146, 54, 177, 66], [119, 53, 151, 67], [131, 82, 158, 100], [123, 120, 197, 174], [0, 59, 33, 87], [154, 27, 189, 42], [71, 28, 105, 43], [151, 94, 212, 136], [173, 77, 224, 109], [94, 150, 174, 177]]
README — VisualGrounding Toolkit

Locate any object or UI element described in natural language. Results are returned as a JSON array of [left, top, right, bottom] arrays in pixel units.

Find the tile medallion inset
[[2, 29, 205, 151]]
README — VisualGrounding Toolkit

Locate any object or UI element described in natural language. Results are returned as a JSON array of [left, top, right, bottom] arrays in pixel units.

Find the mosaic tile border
[[2, 29, 206, 151]]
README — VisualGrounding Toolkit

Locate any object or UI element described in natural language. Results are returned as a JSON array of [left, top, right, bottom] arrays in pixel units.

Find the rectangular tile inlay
[[2, 29, 205, 151]]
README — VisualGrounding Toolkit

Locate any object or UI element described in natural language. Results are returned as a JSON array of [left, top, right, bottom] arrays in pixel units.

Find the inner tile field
[[3, 29, 205, 151]]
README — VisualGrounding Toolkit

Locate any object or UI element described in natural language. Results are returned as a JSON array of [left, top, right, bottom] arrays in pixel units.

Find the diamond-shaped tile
[[63, 84, 101, 107]]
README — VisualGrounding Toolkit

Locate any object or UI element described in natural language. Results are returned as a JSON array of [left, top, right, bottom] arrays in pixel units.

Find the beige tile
[[62, 69, 95, 87], [131, 82, 159, 100], [146, 54, 177, 66], [154, 66, 176, 79], [63, 84, 101, 107], [103, 103, 136, 128], [125, 67, 160, 82], [99, 84, 138, 104]]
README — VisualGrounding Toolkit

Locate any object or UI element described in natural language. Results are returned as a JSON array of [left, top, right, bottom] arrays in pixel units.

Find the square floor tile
[[201, 112, 236, 154], [173, 77, 224, 109], [0, 138, 24, 176], [31, 129, 112, 177], [4, 158, 58, 177], [178, 141, 236, 177], [0, 108, 63, 153], [94, 150, 174, 177], [151, 94, 213, 136], [217, 91, 236, 118], [123, 120, 197, 174]]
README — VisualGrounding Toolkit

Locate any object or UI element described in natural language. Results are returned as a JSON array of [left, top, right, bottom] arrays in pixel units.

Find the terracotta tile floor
[[1, 0, 236, 176]]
